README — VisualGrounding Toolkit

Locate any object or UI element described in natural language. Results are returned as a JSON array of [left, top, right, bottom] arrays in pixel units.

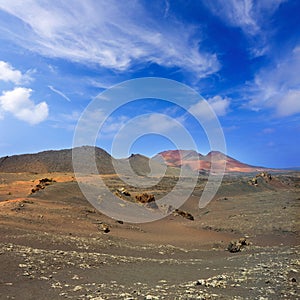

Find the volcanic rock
[[173, 209, 194, 221], [227, 238, 250, 253], [135, 193, 158, 209]]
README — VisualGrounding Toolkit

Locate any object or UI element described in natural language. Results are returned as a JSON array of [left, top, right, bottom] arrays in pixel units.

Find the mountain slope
[[0, 146, 115, 174], [117, 153, 180, 176], [0, 147, 177, 175], [153, 150, 266, 173]]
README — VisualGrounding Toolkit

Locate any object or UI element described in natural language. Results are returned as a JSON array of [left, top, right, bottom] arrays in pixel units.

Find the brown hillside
[[0, 146, 115, 174]]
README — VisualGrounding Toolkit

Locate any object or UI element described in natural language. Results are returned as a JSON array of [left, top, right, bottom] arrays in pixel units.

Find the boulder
[[173, 209, 194, 221], [117, 187, 131, 196], [135, 193, 158, 209], [99, 223, 110, 233], [227, 238, 250, 253], [30, 178, 55, 194]]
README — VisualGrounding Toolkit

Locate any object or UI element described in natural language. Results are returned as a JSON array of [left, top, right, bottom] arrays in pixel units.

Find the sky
[[0, 0, 299, 168]]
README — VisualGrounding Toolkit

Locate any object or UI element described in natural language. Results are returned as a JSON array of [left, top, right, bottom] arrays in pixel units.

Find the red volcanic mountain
[[152, 150, 266, 173]]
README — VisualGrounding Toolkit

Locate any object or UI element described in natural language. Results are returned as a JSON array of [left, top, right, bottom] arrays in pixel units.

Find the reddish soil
[[0, 172, 299, 299]]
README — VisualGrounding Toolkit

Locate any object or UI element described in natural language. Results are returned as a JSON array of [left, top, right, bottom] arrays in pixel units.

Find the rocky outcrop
[[227, 238, 250, 253], [31, 178, 56, 194], [96, 222, 110, 233], [249, 172, 272, 186], [116, 187, 131, 196], [173, 209, 194, 221], [135, 193, 158, 209]]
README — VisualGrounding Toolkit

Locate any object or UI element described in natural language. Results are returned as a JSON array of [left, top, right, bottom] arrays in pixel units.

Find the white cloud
[[0, 87, 48, 124], [207, 96, 230, 116], [100, 114, 181, 139], [189, 95, 230, 120], [0, 61, 23, 84], [106, 113, 189, 154], [60, 111, 81, 122], [141, 114, 181, 133], [101, 115, 130, 136], [51, 111, 82, 131], [276, 90, 300, 117], [0, 60, 33, 85], [249, 46, 300, 117], [0, 0, 219, 77]]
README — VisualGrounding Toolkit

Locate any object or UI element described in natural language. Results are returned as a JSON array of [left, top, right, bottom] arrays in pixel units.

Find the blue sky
[[0, 0, 299, 168]]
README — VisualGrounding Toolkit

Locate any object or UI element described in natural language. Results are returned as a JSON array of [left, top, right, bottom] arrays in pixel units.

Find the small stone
[[195, 279, 206, 286], [145, 295, 159, 300], [290, 268, 298, 273], [99, 223, 110, 233], [40, 276, 49, 280]]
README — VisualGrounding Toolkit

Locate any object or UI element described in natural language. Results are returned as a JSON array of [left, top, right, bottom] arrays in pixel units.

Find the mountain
[[117, 153, 179, 176], [152, 150, 203, 166], [0, 147, 270, 174], [0, 146, 115, 174], [0, 147, 177, 176], [153, 150, 267, 173]]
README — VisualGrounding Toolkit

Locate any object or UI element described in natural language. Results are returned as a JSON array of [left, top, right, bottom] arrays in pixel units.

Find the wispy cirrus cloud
[[48, 85, 71, 102], [205, 0, 259, 35], [205, 0, 286, 56], [0, 0, 220, 77], [248, 46, 300, 117], [205, 0, 285, 36]]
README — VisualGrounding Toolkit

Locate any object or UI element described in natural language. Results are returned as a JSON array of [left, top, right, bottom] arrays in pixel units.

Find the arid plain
[[0, 148, 299, 299]]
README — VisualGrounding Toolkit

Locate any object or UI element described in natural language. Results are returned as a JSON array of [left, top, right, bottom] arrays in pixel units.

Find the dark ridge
[[0, 146, 115, 174]]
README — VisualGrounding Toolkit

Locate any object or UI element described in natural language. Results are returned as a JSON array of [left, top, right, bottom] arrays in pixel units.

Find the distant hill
[[0, 146, 115, 174], [0, 147, 177, 175], [153, 150, 267, 173], [117, 153, 179, 176]]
